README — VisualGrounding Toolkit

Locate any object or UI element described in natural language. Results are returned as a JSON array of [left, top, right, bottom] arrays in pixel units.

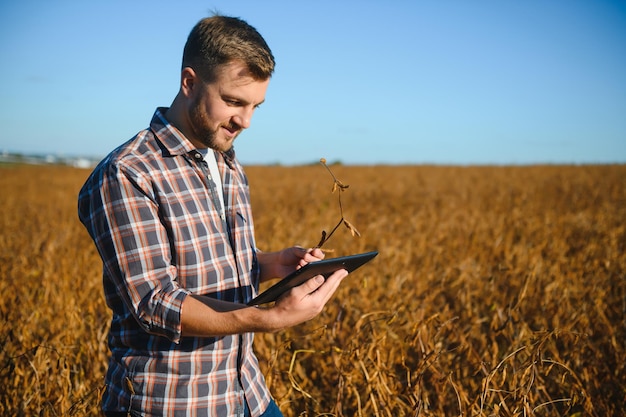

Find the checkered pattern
[[78, 108, 271, 416]]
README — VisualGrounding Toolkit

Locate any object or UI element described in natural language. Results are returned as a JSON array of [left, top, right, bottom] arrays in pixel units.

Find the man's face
[[187, 61, 270, 152]]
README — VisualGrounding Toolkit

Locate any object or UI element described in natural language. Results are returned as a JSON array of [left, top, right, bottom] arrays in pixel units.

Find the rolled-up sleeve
[[81, 159, 189, 343]]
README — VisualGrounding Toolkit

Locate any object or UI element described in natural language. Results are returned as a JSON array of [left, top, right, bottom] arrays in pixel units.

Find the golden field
[[1, 163, 624, 416]]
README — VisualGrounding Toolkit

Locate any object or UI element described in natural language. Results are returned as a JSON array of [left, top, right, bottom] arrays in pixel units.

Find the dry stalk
[[480, 345, 528, 413], [288, 349, 320, 401], [447, 374, 464, 417], [314, 158, 360, 249]]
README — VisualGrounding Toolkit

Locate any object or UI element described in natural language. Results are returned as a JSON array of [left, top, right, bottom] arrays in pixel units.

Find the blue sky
[[1, 0, 625, 165]]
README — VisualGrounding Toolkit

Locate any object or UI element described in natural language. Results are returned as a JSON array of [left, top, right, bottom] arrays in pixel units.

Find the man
[[78, 15, 348, 417]]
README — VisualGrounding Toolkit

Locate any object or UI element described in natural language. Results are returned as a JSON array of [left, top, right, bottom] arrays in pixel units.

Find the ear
[[180, 67, 200, 97]]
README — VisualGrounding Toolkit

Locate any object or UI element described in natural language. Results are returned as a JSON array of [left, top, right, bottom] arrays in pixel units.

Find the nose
[[235, 107, 254, 130]]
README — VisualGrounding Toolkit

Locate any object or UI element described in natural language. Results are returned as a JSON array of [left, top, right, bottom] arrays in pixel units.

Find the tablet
[[247, 250, 378, 306]]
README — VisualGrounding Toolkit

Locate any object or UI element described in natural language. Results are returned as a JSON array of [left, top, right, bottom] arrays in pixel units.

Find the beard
[[189, 98, 218, 150], [189, 94, 240, 152]]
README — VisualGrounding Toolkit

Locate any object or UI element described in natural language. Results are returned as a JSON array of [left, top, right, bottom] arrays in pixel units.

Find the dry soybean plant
[[314, 158, 361, 249], [2, 164, 625, 416]]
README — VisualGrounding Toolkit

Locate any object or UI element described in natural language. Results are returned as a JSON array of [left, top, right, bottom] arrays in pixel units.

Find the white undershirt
[[198, 149, 225, 217]]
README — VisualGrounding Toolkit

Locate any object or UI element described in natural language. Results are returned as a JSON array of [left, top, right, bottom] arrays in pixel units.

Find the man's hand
[[181, 246, 346, 337], [181, 268, 348, 337], [258, 246, 326, 282], [265, 268, 348, 330]]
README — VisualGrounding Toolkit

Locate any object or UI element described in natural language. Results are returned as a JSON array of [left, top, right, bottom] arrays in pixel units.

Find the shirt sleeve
[[80, 159, 189, 343]]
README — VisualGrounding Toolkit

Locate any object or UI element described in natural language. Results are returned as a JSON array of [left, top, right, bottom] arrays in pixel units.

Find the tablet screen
[[247, 250, 378, 306]]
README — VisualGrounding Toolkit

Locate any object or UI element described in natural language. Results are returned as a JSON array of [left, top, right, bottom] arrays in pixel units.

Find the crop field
[[1, 163, 624, 416]]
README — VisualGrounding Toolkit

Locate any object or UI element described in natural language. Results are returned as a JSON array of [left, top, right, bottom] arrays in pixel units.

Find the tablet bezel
[[247, 250, 378, 306]]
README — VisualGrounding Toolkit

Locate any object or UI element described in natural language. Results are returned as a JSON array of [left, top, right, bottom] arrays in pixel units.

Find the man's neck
[[164, 95, 204, 149]]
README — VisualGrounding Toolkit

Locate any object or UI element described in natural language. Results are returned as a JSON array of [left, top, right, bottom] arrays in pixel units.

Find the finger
[[297, 257, 310, 268], [293, 275, 325, 297], [308, 247, 325, 260], [323, 269, 348, 291], [307, 269, 348, 304], [302, 248, 324, 263], [289, 246, 310, 268]]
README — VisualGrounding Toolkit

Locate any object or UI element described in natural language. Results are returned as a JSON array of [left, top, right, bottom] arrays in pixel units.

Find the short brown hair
[[182, 15, 275, 82]]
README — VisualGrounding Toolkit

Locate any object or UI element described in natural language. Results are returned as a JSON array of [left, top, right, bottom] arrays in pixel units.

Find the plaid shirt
[[78, 108, 272, 416]]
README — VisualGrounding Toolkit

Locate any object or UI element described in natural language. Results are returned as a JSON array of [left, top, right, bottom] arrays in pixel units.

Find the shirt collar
[[150, 107, 236, 168], [149, 107, 197, 157]]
